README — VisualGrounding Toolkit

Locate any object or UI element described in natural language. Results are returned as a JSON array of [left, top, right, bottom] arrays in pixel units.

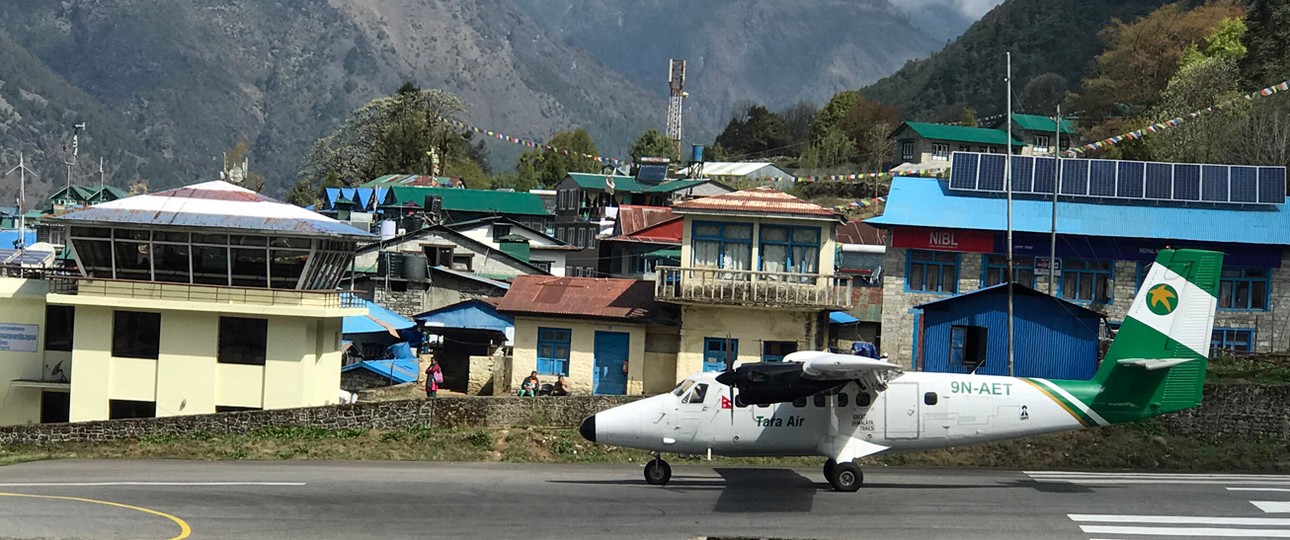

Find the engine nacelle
[[715, 362, 846, 406]]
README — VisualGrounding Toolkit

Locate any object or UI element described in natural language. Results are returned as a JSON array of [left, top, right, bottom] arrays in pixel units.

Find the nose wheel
[[826, 459, 862, 492], [644, 457, 672, 485]]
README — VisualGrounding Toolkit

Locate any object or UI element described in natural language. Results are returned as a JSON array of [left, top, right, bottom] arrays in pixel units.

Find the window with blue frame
[[536, 328, 571, 376], [1218, 268, 1270, 311], [759, 225, 821, 275], [1135, 261, 1153, 291], [1060, 259, 1112, 303], [692, 222, 752, 271], [950, 325, 987, 372], [907, 250, 959, 293], [703, 337, 738, 371], [1211, 328, 1255, 355], [982, 254, 1036, 288]]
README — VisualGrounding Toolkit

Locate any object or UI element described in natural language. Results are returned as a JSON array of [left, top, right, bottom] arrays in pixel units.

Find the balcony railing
[[48, 277, 365, 310], [654, 266, 853, 310]]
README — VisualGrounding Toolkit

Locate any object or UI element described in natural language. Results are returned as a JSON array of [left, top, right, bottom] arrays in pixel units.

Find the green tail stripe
[[1022, 378, 1097, 427]]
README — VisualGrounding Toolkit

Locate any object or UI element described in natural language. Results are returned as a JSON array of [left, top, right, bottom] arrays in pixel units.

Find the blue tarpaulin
[[343, 296, 417, 336]]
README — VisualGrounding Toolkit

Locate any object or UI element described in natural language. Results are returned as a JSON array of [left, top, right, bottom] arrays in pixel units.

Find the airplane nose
[[578, 415, 596, 442]]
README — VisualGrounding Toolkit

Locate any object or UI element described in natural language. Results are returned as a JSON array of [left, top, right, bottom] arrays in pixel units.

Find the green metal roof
[[642, 179, 708, 193], [645, 248, 681, 259], [1011, 114, 1075, 134], [902, 122, 1024, 146], [566, 173, 648, 193], [384, 187, 550, 216]]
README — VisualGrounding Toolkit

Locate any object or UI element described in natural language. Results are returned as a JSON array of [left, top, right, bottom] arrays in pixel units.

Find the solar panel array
[[949, 152, 1287, 205], [0, 249, 54, 267], [635, 164, 669, 183]]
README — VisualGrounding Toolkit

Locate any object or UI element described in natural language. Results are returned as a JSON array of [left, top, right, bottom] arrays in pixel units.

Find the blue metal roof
[[869, 177, 1290, 246], [828, 311, 860, 324], [415, 299, 513, 333], [0, 230, 37, 249], [342, 296, 417, 335]]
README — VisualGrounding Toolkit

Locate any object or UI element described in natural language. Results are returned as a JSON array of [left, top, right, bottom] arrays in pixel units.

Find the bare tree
[[1230, 99, 1290, 169]]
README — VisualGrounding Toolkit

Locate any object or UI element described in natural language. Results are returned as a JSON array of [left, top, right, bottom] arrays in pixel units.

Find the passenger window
[[837, 392, 849, 408], [792, 397, 807, 408], [924, 392, 938, 406], [857, 391, 871, 407], [813, 394, 826, 407]]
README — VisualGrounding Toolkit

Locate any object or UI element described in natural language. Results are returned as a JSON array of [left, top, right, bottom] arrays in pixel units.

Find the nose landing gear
[[644, 456, 672, 485]]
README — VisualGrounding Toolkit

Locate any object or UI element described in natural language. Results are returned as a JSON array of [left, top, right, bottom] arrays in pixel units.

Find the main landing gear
[[644, 456, 672, 485], [824, 458, 863, 492]]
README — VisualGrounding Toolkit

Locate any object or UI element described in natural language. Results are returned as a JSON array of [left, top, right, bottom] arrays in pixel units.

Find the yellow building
[[655, 187, 851, 378], [0, 181, 370, 424], [496, 276, 678, 395]]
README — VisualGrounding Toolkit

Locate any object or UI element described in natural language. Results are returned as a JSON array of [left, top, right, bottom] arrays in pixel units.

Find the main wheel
[[827, 461, 863, 492], [644, 458, 672, 486], [823, 458, 837, 479]]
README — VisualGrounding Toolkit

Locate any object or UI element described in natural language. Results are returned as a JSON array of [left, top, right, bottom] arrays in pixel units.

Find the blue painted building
[[916, 284, 1102, 379], [414, 299, 515, 394], [869, 155, 1290, 366]]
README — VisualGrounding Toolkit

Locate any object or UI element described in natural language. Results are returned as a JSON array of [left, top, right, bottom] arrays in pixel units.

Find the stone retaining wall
[[2, 384, 1288, 447]]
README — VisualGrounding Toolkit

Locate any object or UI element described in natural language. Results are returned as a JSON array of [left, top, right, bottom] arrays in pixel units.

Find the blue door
[[703, 337, 738, 371], [593, 331, 629, 395]]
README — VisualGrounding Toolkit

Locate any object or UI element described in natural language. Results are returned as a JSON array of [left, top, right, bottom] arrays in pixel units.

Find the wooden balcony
[[654, 266, 854, 310]]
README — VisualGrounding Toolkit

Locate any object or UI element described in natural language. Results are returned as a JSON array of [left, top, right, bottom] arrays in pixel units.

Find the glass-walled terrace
[[68, 226, 356, 290]]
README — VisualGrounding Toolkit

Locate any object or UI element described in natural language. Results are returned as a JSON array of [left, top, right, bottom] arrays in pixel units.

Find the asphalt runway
[[2, 460, 1289, 539]]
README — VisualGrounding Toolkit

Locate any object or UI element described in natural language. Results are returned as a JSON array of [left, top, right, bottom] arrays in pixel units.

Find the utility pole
[[65, 122, 85, 193], [1049, 105, 1062, 295], [1005, 52, 1014, 378], [5, 152, 36, 249]]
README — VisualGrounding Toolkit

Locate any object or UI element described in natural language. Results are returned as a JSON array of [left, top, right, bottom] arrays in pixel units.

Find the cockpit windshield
[[681, 383, 709, 404], [671, 379, 695, 397]]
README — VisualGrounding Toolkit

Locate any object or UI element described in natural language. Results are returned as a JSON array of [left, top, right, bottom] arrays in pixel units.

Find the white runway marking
[[1028, 471, 1290, 485], [1080, 525, 1290, 537], [1070, 515, 1290, 526], [1253, 501, 1290, 513], [0, 481, 306, 487], [1231, 487, 1290, 492]]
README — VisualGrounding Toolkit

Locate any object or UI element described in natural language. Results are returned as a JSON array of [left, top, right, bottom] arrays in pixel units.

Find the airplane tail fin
[[1049, 248, 1222, 425]]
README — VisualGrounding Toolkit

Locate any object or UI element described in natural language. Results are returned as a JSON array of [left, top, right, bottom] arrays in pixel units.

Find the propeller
[[724, 334, 736, 424]]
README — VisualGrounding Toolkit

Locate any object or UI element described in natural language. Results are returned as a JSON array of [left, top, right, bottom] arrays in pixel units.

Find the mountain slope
[[0, 0, 662, 196], [860, 0, 1207, 120], [512, 0, 946, 138]]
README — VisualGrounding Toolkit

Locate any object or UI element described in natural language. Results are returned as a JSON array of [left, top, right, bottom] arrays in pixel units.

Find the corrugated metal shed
[[869, 177, 1290, 246], [673, 187, 843, 220], [916, 284, 1102, 379], [616, 205, 676, 236], [496, 275, 674, 323], [47, 181, 374, 239], [383, 187, 550, 217], [342, 296, 417, 336], [676, 162, 790, 178], [414, 298, 513, 333]]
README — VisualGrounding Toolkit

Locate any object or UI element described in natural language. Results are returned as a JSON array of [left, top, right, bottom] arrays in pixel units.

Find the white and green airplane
[[579, 248, 1222, 491]]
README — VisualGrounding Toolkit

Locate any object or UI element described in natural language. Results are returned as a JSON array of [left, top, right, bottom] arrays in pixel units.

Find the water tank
[[403, 253, 428, 282], [377, 252, 404, 278], [379, 220, 397, 241], [691, 144, 704, 163]]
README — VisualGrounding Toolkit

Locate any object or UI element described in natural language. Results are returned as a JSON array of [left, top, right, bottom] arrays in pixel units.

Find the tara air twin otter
[[579, 248, 1223, 491]]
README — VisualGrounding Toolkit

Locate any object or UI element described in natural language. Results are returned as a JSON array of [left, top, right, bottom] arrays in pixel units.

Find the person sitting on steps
[[519, 371, 540, 397]]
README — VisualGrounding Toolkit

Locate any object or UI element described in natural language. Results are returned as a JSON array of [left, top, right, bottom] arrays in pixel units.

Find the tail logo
[[1147, 283, 1179, 315]]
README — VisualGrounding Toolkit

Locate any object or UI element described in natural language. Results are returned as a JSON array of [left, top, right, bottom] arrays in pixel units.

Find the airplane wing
[[786, 350, 901, 381]]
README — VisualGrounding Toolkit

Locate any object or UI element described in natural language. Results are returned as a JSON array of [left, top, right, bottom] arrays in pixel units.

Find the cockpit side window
[[672, 379, 694, 397], [683, 383, 709, 404]]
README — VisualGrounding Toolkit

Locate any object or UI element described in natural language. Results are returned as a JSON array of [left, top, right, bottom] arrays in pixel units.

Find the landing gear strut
[[644, 457, 672, 485], [826, 460, 863, 492]]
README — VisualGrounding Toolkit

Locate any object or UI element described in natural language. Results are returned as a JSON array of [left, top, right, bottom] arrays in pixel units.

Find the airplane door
[[674, 382, 712, 447], [884, 383, 920, 439]]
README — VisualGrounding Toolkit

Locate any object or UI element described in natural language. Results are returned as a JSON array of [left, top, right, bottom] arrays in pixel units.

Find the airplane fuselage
[[590, 370, 1096, 459]]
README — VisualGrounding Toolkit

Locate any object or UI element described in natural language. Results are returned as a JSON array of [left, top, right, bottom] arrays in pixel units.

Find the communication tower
[[666, 59, 687, 159]]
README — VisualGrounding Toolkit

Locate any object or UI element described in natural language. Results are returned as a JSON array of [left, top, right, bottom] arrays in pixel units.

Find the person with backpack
[[425, 358, 443, 398]]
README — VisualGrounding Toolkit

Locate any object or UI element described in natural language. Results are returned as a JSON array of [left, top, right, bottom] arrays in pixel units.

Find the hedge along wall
[[1, 384, 1287, 446]]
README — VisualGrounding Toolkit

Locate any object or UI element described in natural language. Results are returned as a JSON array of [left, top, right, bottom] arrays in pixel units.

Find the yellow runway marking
[[0, 491, 191, 539]]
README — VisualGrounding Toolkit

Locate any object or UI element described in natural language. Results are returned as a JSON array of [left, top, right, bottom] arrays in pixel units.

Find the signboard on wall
[[0, 323, 39, 352], [892, 227, 994, 253], [1035, 257, 1062, 273]]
